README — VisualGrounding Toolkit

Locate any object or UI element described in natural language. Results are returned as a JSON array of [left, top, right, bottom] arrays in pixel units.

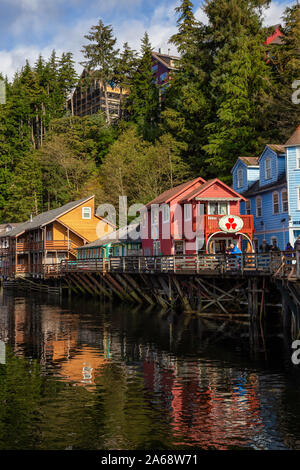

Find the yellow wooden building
[[0, 195, 115, 278]]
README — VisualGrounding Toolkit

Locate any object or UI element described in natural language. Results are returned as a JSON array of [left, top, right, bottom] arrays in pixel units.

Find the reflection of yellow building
[[57, 347, 108, 386]]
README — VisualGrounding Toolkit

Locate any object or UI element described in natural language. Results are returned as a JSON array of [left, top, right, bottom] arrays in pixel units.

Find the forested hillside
[[0, 0, 300, 222]]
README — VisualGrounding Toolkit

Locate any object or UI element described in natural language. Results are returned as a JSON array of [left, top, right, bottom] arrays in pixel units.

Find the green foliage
[[126, 33, 160, 141]]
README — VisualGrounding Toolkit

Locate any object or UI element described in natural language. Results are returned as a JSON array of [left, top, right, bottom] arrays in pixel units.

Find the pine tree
[[81, 20, 119, 124], [114, 42, 138, 119], [266, 3, 300, 141], [202, 0, 272, 180], [126, 33, 160, 141]]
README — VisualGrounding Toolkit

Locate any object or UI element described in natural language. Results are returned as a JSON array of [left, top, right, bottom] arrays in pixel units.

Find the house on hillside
[[0, 195, 115, 278], [142, 177, 254, 256], [232, 126, 300, 251], [151, 50, 180, 99]]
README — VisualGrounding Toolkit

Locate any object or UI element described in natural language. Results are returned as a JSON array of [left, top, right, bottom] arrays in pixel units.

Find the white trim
[[272, 191, 280, 215], [184, 203, 192, 221], [237, 168, 243, 188], [256, 196, 262, 217], [265, 157, 272, 180], [82, 206, 91, 219], [298, 187, 300, 211], [296, 148, 300, 169], [281, 188, 288, 213], [162, 204, 170, 223]]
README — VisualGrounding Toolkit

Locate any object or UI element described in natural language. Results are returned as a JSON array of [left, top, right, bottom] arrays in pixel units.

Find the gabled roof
[[266, 144, 285, 155], [152, 52, 180, 70], [231, 156, 259, 174], [4, 196, 112, 238], [239, 156, 260, 166], [180, 178, 247, 202], [285, 125, 300, 147], [242, 174, 287, 197], [78, 223, 141, 249], [146, 177, 206, 207], [258, 144, 286, 162]]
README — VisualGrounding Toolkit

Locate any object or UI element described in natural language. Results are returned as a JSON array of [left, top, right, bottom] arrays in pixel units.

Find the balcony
[[204, 214, 254, 236], [15, 240, 80, 252]]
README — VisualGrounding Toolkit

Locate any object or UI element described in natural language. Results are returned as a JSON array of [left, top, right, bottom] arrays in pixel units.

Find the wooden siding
[[259, 147, 278, 187], [58, 198, 113, 243]]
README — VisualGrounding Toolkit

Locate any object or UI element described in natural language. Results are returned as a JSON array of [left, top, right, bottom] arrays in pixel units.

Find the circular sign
[[218, 215, 244, 233]]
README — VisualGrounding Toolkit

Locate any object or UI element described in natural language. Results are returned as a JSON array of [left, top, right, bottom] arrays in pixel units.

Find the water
[[0, 290, 299, 450]]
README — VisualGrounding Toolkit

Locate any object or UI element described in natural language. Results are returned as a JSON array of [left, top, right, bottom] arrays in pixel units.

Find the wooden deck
[[41, 252, 300, 280]]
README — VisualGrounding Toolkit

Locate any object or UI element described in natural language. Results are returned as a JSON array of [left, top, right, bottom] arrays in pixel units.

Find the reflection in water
[[0, 291, 299, 450]]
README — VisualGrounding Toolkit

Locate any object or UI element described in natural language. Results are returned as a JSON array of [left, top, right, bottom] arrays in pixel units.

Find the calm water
[[0, 289, 299, 450]]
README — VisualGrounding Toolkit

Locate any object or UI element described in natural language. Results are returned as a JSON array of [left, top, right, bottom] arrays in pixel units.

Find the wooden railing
[[15, 240, 80, 252], [42, 251, 300, 279], [204, 214, 254, 234]]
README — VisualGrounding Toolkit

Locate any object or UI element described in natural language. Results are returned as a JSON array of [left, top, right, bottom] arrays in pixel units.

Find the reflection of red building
[[142, 177, 254, 255]]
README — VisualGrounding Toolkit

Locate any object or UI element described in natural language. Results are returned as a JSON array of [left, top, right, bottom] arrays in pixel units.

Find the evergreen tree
[[81, 20, 119, 124], [126, 33, 160, 141], [114, 42, 138, 119]]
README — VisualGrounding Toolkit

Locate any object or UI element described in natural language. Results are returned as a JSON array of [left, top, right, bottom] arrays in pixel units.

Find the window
[[208, 202, 228, 215], [160, 72, 168, 82], [151, 207, 159, 225], [237, 168, 243, 188], [265, 157, 272, 180], [297, 148, 300, 169], [82, 207, 91, 219], [162, 204, 170, 223], [246, 200, 251, 215], [256, 196, 262, 217], [282, 189, 288, 212], [184, 204, 192, 221], [273, 192, 279, 214]]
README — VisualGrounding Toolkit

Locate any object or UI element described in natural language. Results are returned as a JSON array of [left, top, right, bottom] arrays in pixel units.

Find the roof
[[285, 125, 300, 147], [0, 223, 23, 235], [78, 223, 141, 249], [179, 178, 247, 202], [3, 196, 100, 238], [239, 156, 260, 166], [146, 177, 206, 207], [152, 52, 180, 70], [266, 144, 285, 154], [242, 174, 287, 197]]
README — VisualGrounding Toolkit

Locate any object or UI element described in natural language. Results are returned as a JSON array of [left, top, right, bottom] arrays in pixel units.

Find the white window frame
[[184, 203, 192, 221], [237, 168, 243, 189], [271, 236, 278, 247], [265, 157, 272, 180], [151, 206, 159, 225], [256, 196, 262, 217], [82, 206, 91, 219], [162, 204, 170, 223], [296, 148, 300, 169], [297, 187, 300, 210], [281, 189, 288, 212], [273, 191, 280, 214], [208, 201, 229, 215]]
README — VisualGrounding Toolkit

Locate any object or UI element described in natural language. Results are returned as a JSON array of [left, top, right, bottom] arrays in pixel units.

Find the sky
[[0, 0, 295, 80]]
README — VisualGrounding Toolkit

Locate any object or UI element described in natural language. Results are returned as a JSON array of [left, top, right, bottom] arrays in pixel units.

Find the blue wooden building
[[232, 126, 300, 251]]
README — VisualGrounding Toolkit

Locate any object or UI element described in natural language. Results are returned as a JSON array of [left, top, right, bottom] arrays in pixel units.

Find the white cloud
[[262, 1, 294, 26]]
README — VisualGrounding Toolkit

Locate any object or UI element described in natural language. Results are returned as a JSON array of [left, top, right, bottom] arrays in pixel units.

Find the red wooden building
[[141, 177, 254, 255]]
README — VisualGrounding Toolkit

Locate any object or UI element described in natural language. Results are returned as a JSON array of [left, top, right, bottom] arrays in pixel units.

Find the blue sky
[[0, 0, 295, 80]]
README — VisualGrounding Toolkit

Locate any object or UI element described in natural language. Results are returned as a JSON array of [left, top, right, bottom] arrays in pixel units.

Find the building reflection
[[0, 292, 298, 449]]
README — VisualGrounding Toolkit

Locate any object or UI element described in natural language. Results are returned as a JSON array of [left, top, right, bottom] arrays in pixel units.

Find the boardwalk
[[42, 252, 300, 281]]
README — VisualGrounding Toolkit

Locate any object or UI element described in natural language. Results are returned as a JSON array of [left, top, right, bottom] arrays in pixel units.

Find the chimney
[[30, 214, 33, 222], [159, 48, 161, 54]]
